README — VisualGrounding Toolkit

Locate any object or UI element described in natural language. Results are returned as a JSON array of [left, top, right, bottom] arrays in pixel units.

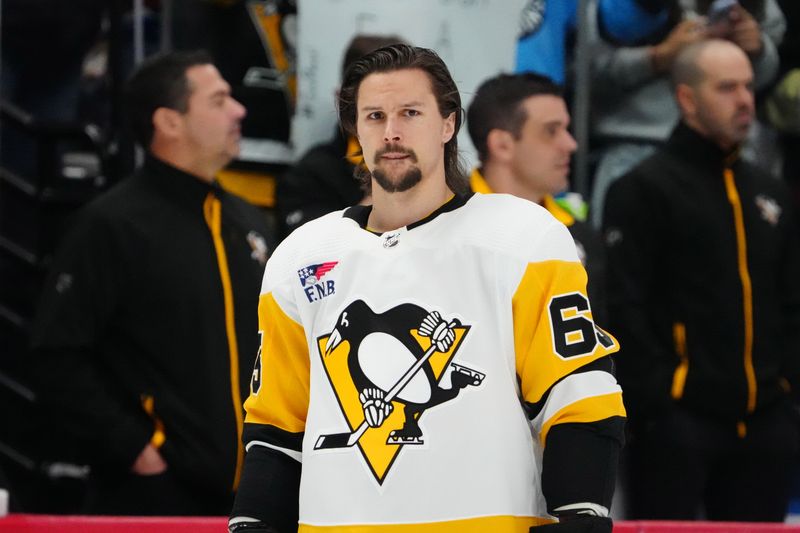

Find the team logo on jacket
[[246, 231, 269, 266], [298, 261, 338, 302], [755, 194, 781, 226], [314, 300, 484, 485]]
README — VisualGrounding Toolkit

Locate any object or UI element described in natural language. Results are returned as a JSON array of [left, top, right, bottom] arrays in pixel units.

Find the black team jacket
[[603, 122, 800, 424], [31, 155, 273, 508]]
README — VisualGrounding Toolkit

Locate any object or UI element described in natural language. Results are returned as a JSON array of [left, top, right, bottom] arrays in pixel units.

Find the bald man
[[603, 39, 800, 521]]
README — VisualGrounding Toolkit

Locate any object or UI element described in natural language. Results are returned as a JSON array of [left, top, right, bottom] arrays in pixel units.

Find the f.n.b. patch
[[298, 261, 338, 302]]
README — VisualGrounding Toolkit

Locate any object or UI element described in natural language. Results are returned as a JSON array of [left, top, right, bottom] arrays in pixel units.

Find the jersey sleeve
[[242, 263, 310, 461], [512, 221, 625, 447]]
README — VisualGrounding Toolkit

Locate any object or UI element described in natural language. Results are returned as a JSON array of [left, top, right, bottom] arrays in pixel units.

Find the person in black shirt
[[30, 51, 273, 515], [604, 39, 800, 521]]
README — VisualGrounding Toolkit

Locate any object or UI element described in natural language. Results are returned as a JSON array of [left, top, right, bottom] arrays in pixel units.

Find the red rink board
[[0, 514, 228, 532], [2, 516, 800, 532]]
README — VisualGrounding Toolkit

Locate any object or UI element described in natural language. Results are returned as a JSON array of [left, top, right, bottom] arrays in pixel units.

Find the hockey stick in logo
[[314, 317, 458, 450]]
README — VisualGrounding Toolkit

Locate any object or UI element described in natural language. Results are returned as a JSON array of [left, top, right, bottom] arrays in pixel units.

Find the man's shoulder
[[76, 175, 152, 222], [607, 149, 676, 198]]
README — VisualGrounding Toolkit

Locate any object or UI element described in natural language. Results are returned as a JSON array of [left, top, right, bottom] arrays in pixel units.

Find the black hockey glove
[[530, 515, 612, 533]]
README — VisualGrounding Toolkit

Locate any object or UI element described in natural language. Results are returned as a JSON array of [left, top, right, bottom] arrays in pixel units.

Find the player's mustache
[[374, 144, 418, 164]]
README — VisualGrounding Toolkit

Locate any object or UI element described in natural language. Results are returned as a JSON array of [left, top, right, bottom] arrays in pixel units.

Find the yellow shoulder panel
[[513, 260, 619, 404], [244, 292, 310, 433]]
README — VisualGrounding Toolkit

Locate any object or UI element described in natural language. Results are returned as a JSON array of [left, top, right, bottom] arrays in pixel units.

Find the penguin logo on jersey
[[314, 300, 484, 485]]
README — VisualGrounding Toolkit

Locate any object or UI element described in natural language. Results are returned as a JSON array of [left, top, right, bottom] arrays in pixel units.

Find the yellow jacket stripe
[[141, 394, 166, 448], [671, 322, 689, 400], [203, 193, 245, 489], [723, 169, 757, 413]]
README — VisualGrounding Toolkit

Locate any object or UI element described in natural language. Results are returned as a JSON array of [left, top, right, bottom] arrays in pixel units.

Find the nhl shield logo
[[314, 300, 484, 485]]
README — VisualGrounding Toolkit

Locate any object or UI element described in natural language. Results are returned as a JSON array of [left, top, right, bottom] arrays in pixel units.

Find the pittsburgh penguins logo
[[314, 300, 484, 485]]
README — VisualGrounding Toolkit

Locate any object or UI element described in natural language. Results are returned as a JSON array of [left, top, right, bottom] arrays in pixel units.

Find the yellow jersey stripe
[[298, 515, 553, 532], [203, 194, 245, 489], [244, 292, 310, 433], [723, 169, 756, 413], [539, 392, 625, 446]]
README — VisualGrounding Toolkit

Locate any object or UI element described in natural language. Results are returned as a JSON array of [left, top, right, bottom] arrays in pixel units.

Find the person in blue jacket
[[516, 0, 669, 84]]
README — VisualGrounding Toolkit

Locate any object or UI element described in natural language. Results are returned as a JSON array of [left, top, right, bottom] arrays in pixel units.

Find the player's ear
[[486, 128, 515, 163], [441, 112, 456, 144]]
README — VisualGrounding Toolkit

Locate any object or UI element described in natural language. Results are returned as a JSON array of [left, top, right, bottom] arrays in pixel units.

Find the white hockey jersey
[[243, 192, 624, 532]]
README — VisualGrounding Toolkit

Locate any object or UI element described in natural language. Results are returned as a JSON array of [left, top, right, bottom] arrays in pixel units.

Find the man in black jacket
[[604, 38, 800, 521], [30, 51, 273, 515]]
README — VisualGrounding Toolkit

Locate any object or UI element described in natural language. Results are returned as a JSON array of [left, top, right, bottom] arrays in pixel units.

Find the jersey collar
[[343, 192, 473, 235]]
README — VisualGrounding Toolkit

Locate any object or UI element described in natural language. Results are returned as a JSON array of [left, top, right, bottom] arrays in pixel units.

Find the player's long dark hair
[[337, 44, 468, 194]]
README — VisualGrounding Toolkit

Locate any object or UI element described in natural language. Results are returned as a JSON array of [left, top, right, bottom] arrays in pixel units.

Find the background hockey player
[[229, 44, 626, 533]]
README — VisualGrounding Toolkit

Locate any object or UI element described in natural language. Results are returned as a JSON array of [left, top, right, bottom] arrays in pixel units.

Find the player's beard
[[371, 145, 422, 193], [372, 166, 422, 193]]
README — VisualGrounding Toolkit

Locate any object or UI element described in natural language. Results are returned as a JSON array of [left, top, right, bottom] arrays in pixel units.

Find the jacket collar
[[140, 154, 224, 206], [469, 167, 574, 226], [666, 122, 742, 172]]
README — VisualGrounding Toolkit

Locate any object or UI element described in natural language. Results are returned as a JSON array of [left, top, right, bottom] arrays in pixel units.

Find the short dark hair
[[124, 50, 213, 148], [337, 44, 467, 193], [467, 73, 563, 164]]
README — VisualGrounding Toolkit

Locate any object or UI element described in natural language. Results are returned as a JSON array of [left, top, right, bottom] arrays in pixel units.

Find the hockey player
[[229, 44, 625, 533]]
